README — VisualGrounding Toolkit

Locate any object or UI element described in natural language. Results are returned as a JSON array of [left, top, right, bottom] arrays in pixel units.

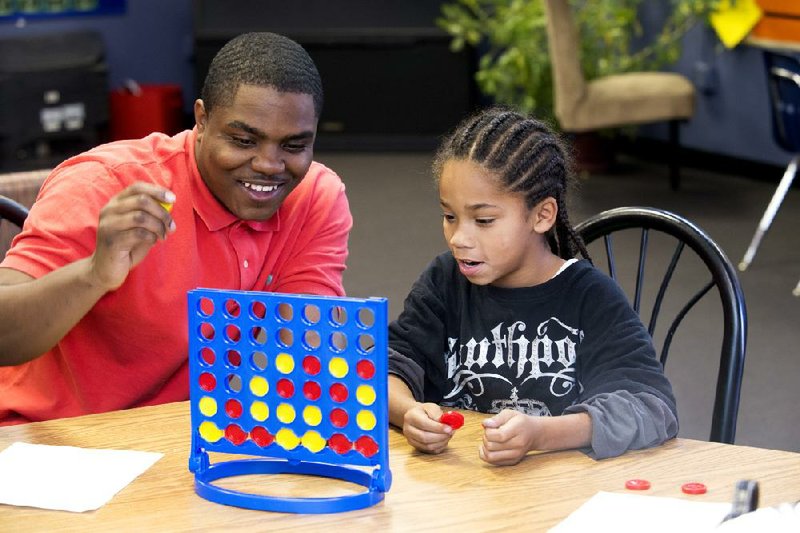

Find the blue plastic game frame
[[187, 288, 392, 513]]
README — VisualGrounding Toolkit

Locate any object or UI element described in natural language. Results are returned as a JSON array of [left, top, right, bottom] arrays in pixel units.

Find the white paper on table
[[0, 441, 163, 512], [549, 491, 732, 533]]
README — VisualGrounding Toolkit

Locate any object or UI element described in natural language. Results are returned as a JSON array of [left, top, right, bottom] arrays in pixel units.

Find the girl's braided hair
[[433, 106, 589, 260]]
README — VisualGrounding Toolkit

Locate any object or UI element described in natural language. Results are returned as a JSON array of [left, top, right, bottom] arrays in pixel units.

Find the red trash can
[[109, 81, 184, 141]]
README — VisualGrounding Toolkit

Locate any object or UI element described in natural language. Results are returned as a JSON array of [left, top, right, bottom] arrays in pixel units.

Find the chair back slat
[[648, 241, 685, 337], [603, 234, 616, 280], [661, 279, 714, 366], [633, 228, 649, 313]]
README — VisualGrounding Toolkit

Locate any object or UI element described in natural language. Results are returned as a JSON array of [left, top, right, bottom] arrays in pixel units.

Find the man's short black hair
[[201, 32, 323, 117]]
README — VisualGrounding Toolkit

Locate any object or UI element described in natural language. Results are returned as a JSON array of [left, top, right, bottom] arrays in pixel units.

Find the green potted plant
[[438, 0, 718, 120]]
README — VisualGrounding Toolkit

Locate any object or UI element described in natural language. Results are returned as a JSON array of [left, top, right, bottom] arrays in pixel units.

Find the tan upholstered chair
[[543, 0, 696, 189]]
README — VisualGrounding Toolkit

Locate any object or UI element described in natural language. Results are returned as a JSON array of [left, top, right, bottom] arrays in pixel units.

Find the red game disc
[[355, 436, 379, 458], [625, 479, 651, 490], [681, 482, 707, 495], [440, 411, 464, 430]]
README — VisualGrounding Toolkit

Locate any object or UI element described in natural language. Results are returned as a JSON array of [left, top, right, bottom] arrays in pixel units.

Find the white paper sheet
[[0, 441, 163, 512], [549, 491, 732, 533]]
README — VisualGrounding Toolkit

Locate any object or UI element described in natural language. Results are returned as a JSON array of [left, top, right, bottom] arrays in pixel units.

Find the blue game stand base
[[187, 289, 392, 514], [194, 458, 388, 513]]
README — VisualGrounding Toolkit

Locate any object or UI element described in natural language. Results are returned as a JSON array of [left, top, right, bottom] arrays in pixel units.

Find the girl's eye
[[442, 213, 455, 222], [476, 218, 494, 225]]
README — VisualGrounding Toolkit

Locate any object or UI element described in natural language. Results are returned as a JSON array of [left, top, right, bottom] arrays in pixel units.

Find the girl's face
[[439, 159, 558, 288]]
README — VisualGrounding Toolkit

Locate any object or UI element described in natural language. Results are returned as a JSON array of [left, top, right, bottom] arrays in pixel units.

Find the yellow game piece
[[250, 400, 269, 421], [356, 410, 377, 431], [329, 357, 348, 378], [275, 428, 300, 450], [158, 201, 174, 212], [275, 353, 295, 374], [276, 403, 296, 424], [303, 405, 322, 426], [199, 421, 224, 442], [301, 430, 326, 453], [356, 385, 376, 406], [198, 396, 217, 417], [249, 376, 269, 397]]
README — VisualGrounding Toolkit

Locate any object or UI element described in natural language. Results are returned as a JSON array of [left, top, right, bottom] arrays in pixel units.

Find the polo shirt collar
[[187, 128, 280, 233]]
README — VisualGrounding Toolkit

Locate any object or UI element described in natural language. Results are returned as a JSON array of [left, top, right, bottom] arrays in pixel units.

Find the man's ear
[[194, 99, 207, 133], [531, 197, 558, 234]]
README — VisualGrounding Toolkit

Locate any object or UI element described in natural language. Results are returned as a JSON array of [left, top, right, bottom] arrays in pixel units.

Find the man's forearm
[[0, 258, 108, 365]]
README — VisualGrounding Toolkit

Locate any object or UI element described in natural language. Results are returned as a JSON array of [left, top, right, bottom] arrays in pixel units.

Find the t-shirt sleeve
[[388, 257, 449, 403], [0, 161, 119, 278], [388, 346, 425, 401], [270, 166, 353, 297], [565, 391, 678, 459], [566, 269, 679, 459]]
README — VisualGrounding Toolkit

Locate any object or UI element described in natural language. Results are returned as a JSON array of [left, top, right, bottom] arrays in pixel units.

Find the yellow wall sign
[[710, 0, 764, 48]]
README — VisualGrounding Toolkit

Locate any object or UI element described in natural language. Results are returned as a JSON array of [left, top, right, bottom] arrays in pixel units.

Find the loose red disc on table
[[681, 482, 707, 495], [625, 479, 651, 490]]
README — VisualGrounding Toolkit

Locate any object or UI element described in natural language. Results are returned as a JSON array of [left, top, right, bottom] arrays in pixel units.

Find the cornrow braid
[[433, 105, 590, 261], [555, 196, 590, 259], [470, 111, 517, 162]]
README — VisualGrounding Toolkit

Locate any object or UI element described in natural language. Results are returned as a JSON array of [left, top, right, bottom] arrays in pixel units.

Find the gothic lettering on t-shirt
[[442, 317, 583, 415]]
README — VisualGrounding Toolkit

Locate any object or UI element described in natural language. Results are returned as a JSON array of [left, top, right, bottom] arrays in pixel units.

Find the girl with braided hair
[[388, 106, 677, 465]]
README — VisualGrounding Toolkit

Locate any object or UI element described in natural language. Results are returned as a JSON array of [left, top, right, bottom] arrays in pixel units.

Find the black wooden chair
[[575, 206, 747, 444], [0, 194, 29, 257]]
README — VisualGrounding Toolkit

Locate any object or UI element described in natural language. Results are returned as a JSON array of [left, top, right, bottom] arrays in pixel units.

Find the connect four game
[[187, 288, 392, 513]]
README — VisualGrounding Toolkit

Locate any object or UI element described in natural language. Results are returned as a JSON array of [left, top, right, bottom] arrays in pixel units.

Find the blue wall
[[0, 2, 793, 167], [0, 0, 195, 114], [641, 17, 794, 167]]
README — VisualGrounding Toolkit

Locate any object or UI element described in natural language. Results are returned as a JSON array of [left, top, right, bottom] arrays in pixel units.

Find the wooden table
[[1, 402, 799, 532]]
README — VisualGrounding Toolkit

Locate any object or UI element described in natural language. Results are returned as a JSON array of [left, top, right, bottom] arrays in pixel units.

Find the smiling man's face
[[194, 84, 318, 220]]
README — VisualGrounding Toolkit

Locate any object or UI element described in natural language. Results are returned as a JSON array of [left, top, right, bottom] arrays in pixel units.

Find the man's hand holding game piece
[[93, 184, 176, 290]]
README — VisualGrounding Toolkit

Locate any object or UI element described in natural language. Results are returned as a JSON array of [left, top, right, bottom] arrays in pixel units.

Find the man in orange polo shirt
[[0, 32, 353, 425]]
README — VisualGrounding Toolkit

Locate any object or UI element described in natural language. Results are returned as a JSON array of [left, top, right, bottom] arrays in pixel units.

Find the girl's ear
[[531, 197, 558, 234]]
